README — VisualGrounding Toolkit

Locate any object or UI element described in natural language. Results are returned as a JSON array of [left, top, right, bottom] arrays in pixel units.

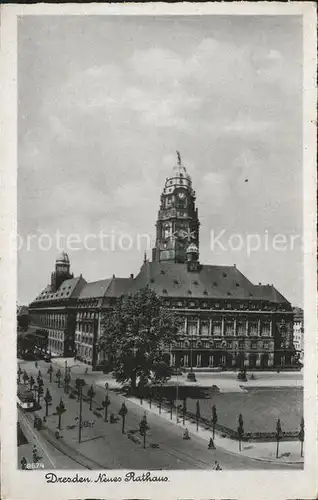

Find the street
[[17, 359, 302, 471]]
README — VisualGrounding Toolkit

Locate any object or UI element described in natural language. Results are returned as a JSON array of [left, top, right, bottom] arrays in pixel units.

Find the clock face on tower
[[177, 191, 186, 199]]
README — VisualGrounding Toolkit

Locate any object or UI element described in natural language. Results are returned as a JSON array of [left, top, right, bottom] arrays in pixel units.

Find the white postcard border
[[1, 2, 317, 499]]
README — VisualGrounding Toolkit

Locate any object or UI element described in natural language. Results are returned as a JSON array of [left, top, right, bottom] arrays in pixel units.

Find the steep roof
[[30, 276, 87, 305], [253, 284, 290, 304], [78, 277, 133, 300], [129, 261, 290, 304], [104, 277, 133, 298], [78, 279, 112, 299]]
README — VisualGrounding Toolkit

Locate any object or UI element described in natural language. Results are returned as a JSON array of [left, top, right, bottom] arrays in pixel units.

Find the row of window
[[76, 312, 99, 320], [48, 339, 63, 351], [76, 345, 92, 358], [182, 320, 271, 336], [75, 334, 93, 345], [166, 301, 289, 311], [76, 323, 94, 334], [76, 301, 98, 309], [49, 331, 64, 340], [174, 340, 271, 349], [33, 314, 67, 330]]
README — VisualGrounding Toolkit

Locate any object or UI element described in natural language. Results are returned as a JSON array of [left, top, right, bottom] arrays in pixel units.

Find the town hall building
[[28, 154, 296, 370]]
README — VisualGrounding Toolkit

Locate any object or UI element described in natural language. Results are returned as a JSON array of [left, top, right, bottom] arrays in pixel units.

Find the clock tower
[[152, 152, 200, 263]]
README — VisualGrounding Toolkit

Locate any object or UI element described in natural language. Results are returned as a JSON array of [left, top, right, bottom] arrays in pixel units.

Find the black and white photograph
[[1, 3, 317, 500]]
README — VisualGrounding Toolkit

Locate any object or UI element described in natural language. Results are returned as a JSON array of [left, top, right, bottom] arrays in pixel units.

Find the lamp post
[[276, 418, 282, 458], [103, 382, 110, 422], [75, 378, 86, 443], [237, 413, 244, 452], [176, 356, 182, 423], [64, 360, 68, 394], [119, 403, 128, 434], [299, 417, 304, 458], [139, 411, 150, 449], [47, 364, 53, 383], [56, 398, 66, 430], [190, 335, 193, 373]]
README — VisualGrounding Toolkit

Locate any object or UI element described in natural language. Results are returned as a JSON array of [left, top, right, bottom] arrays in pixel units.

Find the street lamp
[[64, 360, 68, 393], [75, 378, 86, 443], [103, 382, 110, 422]]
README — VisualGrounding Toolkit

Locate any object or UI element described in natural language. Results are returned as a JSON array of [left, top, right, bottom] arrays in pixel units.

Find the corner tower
[[152, 152, 200, 263], [51, 251, 73, 292]]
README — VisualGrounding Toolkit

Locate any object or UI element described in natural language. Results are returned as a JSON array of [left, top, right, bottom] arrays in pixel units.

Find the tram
[[17, 384, 35, 411]]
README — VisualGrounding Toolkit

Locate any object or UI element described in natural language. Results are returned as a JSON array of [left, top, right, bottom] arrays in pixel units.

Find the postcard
[[0, 2, 317, 499]]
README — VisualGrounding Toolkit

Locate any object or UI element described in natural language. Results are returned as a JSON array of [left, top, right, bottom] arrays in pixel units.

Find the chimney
[[112, 274, 115, 278], [130, 273, 134, 279], [259, 282, 261, 285]]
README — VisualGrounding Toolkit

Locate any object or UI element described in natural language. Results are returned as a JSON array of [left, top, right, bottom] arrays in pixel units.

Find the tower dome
[[56, 251, 70, 264], [186, 242, 199, 255], [163, 151, 192, 195]]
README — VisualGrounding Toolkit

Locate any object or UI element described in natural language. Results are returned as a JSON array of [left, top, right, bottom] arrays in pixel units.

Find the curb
[[118, 392, 303, 467]]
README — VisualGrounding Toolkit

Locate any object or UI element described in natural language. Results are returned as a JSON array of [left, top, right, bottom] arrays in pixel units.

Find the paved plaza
[[17, 358, 304, 470]]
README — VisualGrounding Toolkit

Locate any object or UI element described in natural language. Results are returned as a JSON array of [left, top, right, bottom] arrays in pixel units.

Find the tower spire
[[176, 150, 181, 166], [152, 154, 199, 264]]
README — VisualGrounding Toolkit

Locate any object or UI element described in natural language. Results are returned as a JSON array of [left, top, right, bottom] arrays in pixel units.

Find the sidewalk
[[93, 378, 304, 465], [51, 358, 304, 464]]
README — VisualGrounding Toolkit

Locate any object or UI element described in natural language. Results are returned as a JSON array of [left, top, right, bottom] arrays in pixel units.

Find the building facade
[[293, 307, 304, 363], [28, 155, 297, 369]]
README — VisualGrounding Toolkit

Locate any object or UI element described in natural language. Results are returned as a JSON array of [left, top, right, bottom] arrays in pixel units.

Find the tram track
[[20, 409, 107, 470]]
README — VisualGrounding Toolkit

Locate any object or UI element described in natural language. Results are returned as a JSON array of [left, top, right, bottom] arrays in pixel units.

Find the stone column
[[197, 354, 201, 367], [268, 352, 274, 367], [221, 318, 225, 337], [246, 320, 249, 336], [197, 318, 200, 336], [257, 320, 261, 337], [234, 319, 237, 336], [170, 352, 174, 366], [244, 354, 249, 368], [269, 320, 273, 337], [256, 353, 261, 367], [209, 354, 213, 367], [184, 354, 189, 367], [209, 318, 212, 336], [184, 317, 188, 335]]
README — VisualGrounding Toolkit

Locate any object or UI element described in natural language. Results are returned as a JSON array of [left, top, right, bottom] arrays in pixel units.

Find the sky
[[18, 15, 303, 306]]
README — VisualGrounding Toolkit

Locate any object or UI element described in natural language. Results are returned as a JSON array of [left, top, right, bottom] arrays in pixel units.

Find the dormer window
[[203, 290, 208, 295], [160, 270, 165, 275], [162, 289, 168, 294], [193, 281, 199, 286]]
